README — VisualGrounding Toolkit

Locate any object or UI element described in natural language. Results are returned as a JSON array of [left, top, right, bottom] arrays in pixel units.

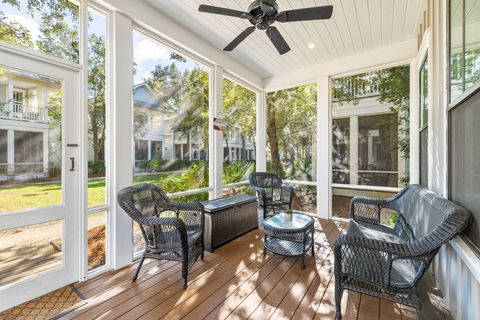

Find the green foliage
[[0, 0, 79, 62], [266, 84, 317, 176], [0, 13, 34, 47], [156, 160, 209, 194], [223, 78, 256, 160], [88, 161, 105, 176], [388, 213, 398, 228], [88, 33, 106, 162], [223, 161, 255, 184]]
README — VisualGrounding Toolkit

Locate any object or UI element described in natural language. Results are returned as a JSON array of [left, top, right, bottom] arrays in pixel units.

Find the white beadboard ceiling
[[146, 0, 426, 78]]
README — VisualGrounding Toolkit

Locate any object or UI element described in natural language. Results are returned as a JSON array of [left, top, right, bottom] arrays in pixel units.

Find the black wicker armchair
[[117, 183, 205, 289], [249, 172, 294, 220], [334, 184, 471, 319]]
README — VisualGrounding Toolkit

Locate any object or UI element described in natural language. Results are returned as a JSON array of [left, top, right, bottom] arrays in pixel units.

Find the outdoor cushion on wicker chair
[[334, 184, 471, 319], [249, 172, 294, 220], [117, 183, 205, 289]]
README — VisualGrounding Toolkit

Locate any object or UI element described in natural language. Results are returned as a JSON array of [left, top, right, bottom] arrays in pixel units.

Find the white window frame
[[80, 0, 115, 279]]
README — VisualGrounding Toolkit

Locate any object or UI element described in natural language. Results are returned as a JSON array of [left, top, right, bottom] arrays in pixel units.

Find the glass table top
[[264, 212, 313, 230]]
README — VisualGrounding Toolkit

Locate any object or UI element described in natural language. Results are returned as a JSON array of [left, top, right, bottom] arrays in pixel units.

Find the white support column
[[7, 129, 14, 174], [43, 131, 48, 173], [188, 134, 192, 161], [7, 79, 13, 113], [171, 132, 175, 160], [350, 116, 359, 185], [409, 58, 420, 184], [112, 11, 133, 269], [147, 140, 152, 161], [317, 77, 330, 220], [430, 0, 448, 196], [256, 91, 267, 172], [209, 65, 223, 199]]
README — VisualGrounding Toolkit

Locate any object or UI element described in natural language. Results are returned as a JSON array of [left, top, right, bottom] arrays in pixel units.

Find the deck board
[[59, 218, 452, 320]]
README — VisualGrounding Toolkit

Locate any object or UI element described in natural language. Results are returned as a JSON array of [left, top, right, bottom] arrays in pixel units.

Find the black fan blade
[[276, 5, 333, 23], [266, 27, 290, 55], [199, 4, 252, 19], [224, 26, 256, 51]]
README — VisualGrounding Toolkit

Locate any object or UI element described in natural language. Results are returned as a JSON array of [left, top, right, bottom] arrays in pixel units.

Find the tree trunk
[[267, 100, 281, 175]]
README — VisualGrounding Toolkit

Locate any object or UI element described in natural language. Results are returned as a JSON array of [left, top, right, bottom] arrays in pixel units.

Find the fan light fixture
[[198, 0, 333, 55]]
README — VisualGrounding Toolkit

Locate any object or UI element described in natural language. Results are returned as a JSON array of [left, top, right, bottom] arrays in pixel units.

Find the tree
[[266, 84, 317, 179], [223, 78, 256, 162], [87, 34, 106, 162], [172, 67, 209, 153], [0, 0, 79, 61], [0, 13, 34, 47]]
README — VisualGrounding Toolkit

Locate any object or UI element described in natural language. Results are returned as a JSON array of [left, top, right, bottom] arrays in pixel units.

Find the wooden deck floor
[[62, 219, 451, 320]]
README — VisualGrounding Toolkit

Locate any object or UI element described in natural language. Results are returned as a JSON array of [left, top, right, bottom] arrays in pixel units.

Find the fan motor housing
[[248, 0, 279, 29]]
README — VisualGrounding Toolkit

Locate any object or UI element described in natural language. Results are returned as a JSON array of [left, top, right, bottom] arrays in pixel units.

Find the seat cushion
[[186, 228, 202, 247], [346, 220, 418, 288], [348, 220, 404, 244]]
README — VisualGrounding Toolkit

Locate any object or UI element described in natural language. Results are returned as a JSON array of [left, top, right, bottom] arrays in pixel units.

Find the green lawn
[[0, 173, 177, 213]]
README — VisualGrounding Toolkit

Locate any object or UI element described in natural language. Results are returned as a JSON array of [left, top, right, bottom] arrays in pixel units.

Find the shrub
[[223, 161, 255, 184], [48, 166, 61, 178], [137, 160, 150, 170], [88, 161, 105, 175]]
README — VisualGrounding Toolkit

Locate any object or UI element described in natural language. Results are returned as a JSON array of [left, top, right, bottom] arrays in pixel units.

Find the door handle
[[70, 157, 75, 172]]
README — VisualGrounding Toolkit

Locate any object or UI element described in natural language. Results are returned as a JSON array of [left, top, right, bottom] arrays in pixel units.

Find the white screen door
[[0, 44, 81, 311]]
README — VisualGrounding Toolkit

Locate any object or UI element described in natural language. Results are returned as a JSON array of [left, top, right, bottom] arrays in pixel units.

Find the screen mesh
[[450, 88, 480, 249]]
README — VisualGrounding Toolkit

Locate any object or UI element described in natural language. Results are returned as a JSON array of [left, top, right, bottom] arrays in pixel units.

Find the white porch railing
[[332, 72, 381, 102], [0, 102, 47, 122]]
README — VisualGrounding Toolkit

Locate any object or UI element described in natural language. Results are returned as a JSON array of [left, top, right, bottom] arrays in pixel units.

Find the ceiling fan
[[198, 0, 333, 55]]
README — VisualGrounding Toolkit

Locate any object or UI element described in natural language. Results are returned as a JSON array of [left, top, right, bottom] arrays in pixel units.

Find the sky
[[132, 30, 205, 85]]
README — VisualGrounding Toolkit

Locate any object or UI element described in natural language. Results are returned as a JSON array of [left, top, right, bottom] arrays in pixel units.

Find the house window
[[151, 141, 163, 159], [0, 130, 7, 165], [449, 0, 480, 102], [135, 140, 148, 162], [0, 1, 79, 63], [13, 91, 23, 104], [448, 0, 480, 251]]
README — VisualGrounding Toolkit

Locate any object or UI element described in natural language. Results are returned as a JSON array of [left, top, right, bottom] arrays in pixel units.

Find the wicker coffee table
[[263, 212, 315, 268]]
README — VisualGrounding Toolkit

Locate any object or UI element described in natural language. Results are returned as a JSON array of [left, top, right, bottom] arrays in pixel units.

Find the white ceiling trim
[[263, 38, 417, 91], [102, 0, 264, 89], [147, 0, 425, 79]]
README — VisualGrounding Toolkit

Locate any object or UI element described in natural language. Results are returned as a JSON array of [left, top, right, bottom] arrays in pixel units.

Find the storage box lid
[[203, 194, 257, 213]]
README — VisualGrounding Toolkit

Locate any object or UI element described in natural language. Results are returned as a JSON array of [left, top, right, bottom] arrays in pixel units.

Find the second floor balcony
[[0, 101, 48, 123]]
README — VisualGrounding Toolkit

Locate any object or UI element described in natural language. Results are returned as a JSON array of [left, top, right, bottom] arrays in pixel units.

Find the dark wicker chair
[[249, 172, 294, 220], [334, 184, 471, 319], [117, 183, 205, 289]]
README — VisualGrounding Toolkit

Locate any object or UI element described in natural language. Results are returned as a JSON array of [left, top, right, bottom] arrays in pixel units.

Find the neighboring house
[[132, 82, 255, 168], [0, 70, 53, 180]]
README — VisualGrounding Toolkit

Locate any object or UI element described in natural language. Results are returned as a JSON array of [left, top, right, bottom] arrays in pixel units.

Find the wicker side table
[[263, 212, 314, 268]]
